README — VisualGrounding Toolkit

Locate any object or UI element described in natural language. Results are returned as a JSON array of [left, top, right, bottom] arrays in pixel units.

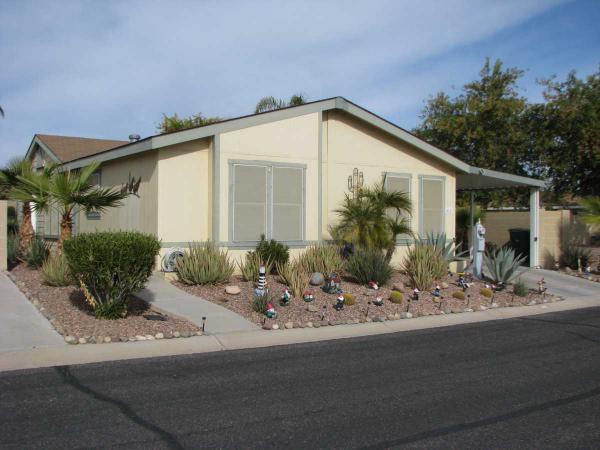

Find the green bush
[[483, 247, 527, 284], [452, 291, 465, 300], [559, 245, 591, 270], [41, 253, 73, 286], [401, 243, 446, 290], [513, 279, 528, 297], [345, 247, 392, 285], [25, 235, 50, 268], [389, 290, 404, 304], [238, 251, 273, 283], [342, 293, 356, 306], [7, 232, 19, 266], [64, 231, 160, 319], [299, 244, 344, 275], [176, 242, 234, 285], [480, 288, 493, 298], [255, 235, 289, 273]]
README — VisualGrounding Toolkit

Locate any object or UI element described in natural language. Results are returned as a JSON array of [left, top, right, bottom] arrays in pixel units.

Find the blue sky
[[1, 0, 599, 164]]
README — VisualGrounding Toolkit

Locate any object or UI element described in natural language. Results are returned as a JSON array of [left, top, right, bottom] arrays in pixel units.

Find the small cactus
[[342, 293, 356, 306], [389, 290, 404, 304], [480, 288, 493, 298], [452, 291, 465, 300]]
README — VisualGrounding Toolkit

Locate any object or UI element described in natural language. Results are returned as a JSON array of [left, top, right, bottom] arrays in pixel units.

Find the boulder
[[309, 272, 325, 286], [400, 312, 413, 319], [225, 285, 241, 295], [284, 321, 294, 329], [441, 282, 449, 289], [392, 282, 405, 291]]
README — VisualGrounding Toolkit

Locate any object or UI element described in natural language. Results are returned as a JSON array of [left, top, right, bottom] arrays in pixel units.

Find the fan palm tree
[[15, 161, 128, 250], [0, 158, 46, 254], [254, 93, 308, 113], [332, 182, 412, 262], [580, 197, 600, 229]]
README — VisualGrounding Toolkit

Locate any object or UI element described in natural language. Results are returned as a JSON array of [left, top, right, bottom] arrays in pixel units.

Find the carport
[[456, 166, 547, 268]]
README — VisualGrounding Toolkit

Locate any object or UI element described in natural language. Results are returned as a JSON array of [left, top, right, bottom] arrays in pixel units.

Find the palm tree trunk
[[384, 233, 396, 264], [18, 202, 34, 255], [58, 211, 73, 252]]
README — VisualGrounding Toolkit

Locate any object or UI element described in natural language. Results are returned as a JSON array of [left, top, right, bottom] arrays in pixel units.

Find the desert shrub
[[25, 235, 50, 268], [389, 290, 404, 304], [345, 247, 392, 285], [41, 253, 73, 286], [255, 235, 289, 273], [7, 232, 19, 266], [276, 260, 308, 298], [342, 293, 356, 306], [401, 243, 446, 290], [176, 242, 235, 285], [252, 293, 271, 314], [64, 231, 160, 319], [483, 247, 527, 284], [420, 232, 467, 263], [299, 244, 344, 275], [238, 251, 273, 283], [480, 288, 493, 298], [559, 245, 591, 270], [452, 291, 465, 300], [513, 279, 528, 297]]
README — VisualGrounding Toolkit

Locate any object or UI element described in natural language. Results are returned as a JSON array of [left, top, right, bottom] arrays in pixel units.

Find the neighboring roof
[[28, 134, 128, 163], [45, 96, 544, 189]]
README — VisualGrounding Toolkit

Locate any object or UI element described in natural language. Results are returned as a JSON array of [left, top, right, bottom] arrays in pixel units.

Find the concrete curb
[[0, 294, 595, 373]]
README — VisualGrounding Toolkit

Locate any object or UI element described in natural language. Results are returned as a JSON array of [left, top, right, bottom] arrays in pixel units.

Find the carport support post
[[469, 191, 475, 255], [529, 188, 540, 268]]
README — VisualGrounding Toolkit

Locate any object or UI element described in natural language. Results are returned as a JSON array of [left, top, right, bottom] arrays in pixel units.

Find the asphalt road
[[2, 308, 600, 450]]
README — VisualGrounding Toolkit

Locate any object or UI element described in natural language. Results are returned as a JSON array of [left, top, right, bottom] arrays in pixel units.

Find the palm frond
[[255, 96, 287, 113]]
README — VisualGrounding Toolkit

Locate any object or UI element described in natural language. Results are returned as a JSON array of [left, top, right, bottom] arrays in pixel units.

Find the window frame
[[419, 175, 446, 237], [228, 160, 306, 244], [383, 172, 413, 243]]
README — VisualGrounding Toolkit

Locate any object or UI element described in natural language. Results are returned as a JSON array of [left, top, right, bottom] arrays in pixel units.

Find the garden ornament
[[322, 273, 343, 294], [433, 285, 441, 297], [585, 265, 592, 276], [255, 264, 268, 297], [334, 295, 345, 311], [368, 281, 379, 290], [412, 288, 419, 301], [280, 288, 291, 306], [373, 296, 384, 307], [303, 290, 315, 302], [538, 278, 546, 294], [266, 303, 277, 319]]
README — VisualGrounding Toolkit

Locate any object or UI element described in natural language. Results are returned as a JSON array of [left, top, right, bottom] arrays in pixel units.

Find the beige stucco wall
[[325, 111, 457, 266], [157, 138, 211, 245], [77, 151, 159, 235], [218, 112, 320, 243], [482, 209, 588, 269]]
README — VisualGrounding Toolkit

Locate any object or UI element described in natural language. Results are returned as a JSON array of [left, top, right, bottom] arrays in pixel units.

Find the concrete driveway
[[518, 268, 600, 301], [0, 273, 64, 351]]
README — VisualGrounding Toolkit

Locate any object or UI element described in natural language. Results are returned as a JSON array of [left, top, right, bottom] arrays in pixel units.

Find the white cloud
[[0, 0, 568, 163]]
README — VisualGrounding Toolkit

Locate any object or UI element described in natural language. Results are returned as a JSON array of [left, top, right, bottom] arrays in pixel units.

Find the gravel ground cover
[[9, 264, 201, 344], [174, 270, 560, 330]]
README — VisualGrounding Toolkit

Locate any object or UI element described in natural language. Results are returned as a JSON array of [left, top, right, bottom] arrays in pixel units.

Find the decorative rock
[[196, 331, 203, 336], [78, 337, 87, 344], [313, 322, 321, 328], [373, 316, 386, 322], [435, 310, 445, 315], [65, 335, 77, 344], [441, 282, 449, 289], [307, 304, 318, 312], [155, 333, 164, 339], [528, 300, 537, 306], [394, 312, 401, 320], [296, 322, 305, 328], [365, 317, 372, 322], [309, 272, 325, 286], [136, 335, 147, 341], [284, 321, 294, 329], [479, 305, 488, 311], [173, 331, 181, 338], [104, 336, 112, 343], [225, 285, 241, 295], [400, 312, 413, 319], [320, 320, 330, 327], [491, 302, 499, 308], [464, 308, 473, 313], [180, 330, 191, 338], [120, 336, 129, 342], [392, 282, 405, 291], [451, 308, 463, 314], [353, 318, 360, 324], [306, 321, 313, 328], [262, 323, 272, 330], [346, 319, 355, 325], [272, 323, 280, 330], [129, 337, 137, 342], [443, 308, 452, 314], [145, 334, 155, 340]]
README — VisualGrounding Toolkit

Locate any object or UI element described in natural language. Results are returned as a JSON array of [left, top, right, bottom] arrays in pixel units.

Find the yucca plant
[[176, 242, 235, 285], [238, 251, 273, 283], [345, 247, 392, 285], [298, 243, 344, 275], [401, 243, 446, 290], [41, 253, 73, 286], [483, 247, 527, 284], [420, 232, 467, 263], [276, 260, 308, 298], [25, 235, 51, 268]]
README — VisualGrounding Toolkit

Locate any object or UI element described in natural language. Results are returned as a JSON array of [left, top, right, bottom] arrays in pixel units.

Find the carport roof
[[457, 167, 546, 190]]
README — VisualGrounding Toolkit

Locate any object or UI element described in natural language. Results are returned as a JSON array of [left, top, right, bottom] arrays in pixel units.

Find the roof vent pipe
[[128, 134, 141, 142]]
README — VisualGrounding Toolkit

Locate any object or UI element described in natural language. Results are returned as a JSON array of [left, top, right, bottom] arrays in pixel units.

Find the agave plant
[[420, 232, 467, 263], [483, 247, 527, 284]]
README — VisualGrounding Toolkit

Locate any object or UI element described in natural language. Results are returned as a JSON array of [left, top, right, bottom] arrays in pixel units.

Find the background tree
[[254, 93, 308, 113], [537, 68, 600, 197], [15, 161, 128, 250], [157, 112, 223, 134], [580, 197, 600, 229]]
